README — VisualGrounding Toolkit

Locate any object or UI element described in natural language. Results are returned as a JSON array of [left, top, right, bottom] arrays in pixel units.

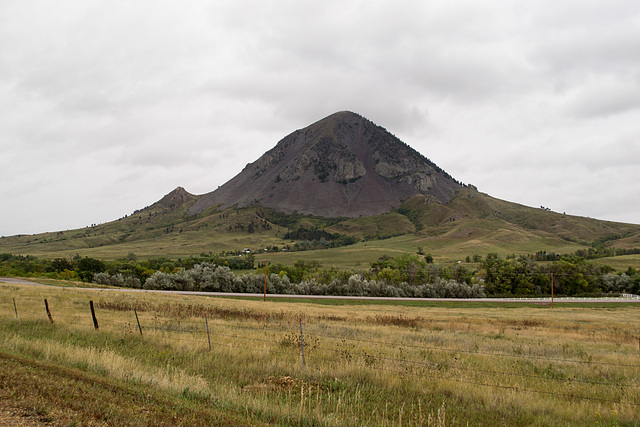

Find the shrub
[[235, 273, 263, 293], [269, 273, 294, 294], [93, 272, 141, 288], [137, 263, 485, 298], [602, 273, 633, 293], [144, 271, 178, 291]]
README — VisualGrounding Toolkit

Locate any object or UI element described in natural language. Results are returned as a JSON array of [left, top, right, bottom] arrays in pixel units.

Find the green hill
[[1, 186, 638, 269]]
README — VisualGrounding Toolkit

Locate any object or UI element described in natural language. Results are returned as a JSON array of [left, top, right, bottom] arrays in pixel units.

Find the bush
[[93, 272, 122, 286], [602, 273, 633, 293], [77, 257, 106, 282], [211, 266, 236, 292], [144, 271, 178, 291], [93, 272, 141, 288], [270, 273, 294, 294], [235, 273, 263, 293]]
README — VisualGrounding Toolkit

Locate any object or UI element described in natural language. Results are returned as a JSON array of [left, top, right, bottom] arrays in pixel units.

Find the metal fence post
[[134, 308, 143, 335]]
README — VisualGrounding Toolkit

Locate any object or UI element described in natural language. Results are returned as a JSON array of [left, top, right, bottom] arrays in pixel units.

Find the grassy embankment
[[1, 281, 639, 426]]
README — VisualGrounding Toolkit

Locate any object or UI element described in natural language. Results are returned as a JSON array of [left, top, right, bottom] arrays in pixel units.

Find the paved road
[[2, 277, 639, 303], [0, 277, 48, 286]]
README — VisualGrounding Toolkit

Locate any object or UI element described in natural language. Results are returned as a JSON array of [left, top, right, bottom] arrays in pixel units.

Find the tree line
[[0, 253, 253, 285], [2, 252, 638, 297]]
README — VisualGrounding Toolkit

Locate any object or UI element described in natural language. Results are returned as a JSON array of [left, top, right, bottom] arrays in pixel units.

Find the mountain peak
[[189, 112, 462, 217], [324, 110, 362, 120], [156, 186, 196, 210]]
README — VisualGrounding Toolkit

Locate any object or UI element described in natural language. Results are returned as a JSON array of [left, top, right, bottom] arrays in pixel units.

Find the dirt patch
[[0, 402, 50, 427]]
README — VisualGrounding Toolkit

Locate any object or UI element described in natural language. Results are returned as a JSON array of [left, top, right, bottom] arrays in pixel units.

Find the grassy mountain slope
[[0, 188, 284, 259], [1, 187, 638, 269]]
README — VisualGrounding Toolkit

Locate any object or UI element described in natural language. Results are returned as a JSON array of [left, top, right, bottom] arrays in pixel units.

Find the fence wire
[[1, 296, 639, 408]]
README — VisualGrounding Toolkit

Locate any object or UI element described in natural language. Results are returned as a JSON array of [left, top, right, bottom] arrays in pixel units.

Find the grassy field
[[1, 281, 639, 426], [593, 254, 640, 272]]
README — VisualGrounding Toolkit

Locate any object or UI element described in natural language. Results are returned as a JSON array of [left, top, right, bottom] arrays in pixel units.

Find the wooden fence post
[[299, 317, 306, 368], [205, 314, 211, 351], [13, 297, 18, 320], [90, 301, 99, 330], [551, 273, 554, 309], [44, 299, 54, 323], [134, 308, 143, 335]]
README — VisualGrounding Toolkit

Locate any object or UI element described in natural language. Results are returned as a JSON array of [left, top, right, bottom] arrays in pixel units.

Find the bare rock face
[[188, 111, 462, 217]]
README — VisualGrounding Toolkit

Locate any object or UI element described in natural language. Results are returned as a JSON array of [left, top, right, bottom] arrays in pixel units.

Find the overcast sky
[[1, 0, 639, 237]]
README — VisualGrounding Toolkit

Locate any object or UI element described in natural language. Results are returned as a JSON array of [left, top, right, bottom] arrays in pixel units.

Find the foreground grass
[[1, 283, 639, 426], [0, 351, 254, 426]]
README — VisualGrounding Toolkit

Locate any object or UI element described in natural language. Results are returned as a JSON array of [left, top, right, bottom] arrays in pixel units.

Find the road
[[2, 277, 639, 303]]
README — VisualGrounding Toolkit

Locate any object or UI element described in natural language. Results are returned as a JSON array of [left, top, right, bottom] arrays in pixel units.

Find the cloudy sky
[[1, 0, 639, 236]]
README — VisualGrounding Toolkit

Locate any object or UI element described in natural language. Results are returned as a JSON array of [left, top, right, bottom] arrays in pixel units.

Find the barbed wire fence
[[1, 295, 639, 410]]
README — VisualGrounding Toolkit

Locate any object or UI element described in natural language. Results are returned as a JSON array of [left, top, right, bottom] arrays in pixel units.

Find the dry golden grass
[[1, 282, 639, 426]]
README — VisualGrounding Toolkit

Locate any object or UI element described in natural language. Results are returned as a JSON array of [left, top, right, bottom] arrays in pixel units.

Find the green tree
[[51, 258, 74, 272], [76, 257, 106, 282]]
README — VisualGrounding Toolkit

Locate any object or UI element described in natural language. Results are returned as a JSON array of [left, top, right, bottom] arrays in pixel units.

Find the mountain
[[1, 111, 639, 267], [154, 186, 197, 211], [188, 111, 462, 218]]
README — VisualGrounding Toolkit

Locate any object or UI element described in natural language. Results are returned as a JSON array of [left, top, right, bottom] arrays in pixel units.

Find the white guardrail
[[508, 294, 640, 301]]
